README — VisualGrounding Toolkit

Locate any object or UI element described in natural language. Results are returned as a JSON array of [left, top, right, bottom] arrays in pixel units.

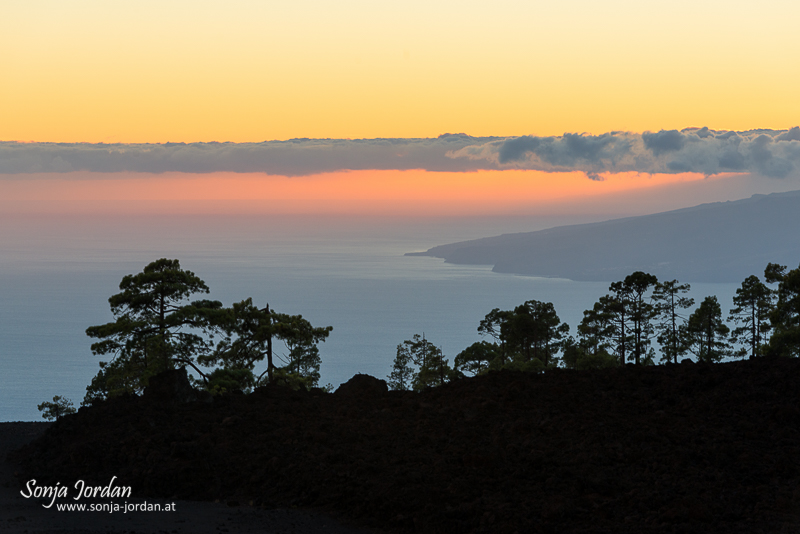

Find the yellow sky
[[3, 0, 799, 143]]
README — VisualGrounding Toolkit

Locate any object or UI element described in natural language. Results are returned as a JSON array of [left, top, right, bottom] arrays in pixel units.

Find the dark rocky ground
[[0, 425, 369, 534], [10, 358, 800, 533]]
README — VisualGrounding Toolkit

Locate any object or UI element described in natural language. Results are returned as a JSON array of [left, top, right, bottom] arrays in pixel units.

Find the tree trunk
[[159, 292, 168, 368], [265, 304, 274, 383], [750, 304, 757, 359]]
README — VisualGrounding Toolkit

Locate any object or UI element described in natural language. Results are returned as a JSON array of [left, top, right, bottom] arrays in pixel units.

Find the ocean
[[0, 213, 739, 421]]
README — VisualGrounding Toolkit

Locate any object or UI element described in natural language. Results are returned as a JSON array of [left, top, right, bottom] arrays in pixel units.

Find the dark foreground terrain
[[11, 358, 800, 533], [0, 426, 368, 534]]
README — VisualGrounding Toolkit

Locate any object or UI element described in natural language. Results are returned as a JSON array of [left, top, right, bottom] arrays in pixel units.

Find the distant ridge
[[406, 190, 800, 282]]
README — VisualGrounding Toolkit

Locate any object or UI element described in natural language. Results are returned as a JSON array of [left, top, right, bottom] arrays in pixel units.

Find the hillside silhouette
[[13, 359, 800, 533], [408, 190, 800, 282]]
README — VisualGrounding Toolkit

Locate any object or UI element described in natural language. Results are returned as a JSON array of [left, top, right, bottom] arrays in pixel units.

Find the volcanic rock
[[12, 359, 800, 533]]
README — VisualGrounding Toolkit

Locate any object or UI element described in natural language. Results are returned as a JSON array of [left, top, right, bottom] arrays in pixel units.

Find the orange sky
[[2, 2, 799, 219], [0, 169, 745, 216]]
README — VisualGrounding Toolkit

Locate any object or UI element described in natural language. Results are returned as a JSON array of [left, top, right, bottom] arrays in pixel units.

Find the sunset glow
[[1, 2, 799, 219], [0, 169, 733, 216]]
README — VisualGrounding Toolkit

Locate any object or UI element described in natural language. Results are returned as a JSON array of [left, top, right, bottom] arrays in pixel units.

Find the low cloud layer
[[3, 128, 800, 179], [0, 135, 499, 177], [451, 127, 800, 179]]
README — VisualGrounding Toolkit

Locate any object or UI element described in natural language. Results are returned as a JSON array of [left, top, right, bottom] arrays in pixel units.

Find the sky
[[2, 0, 800, 421], [2, 0, 800, 218]]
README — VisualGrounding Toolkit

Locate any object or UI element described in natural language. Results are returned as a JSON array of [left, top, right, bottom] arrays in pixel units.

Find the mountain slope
[[407, 190, 800, 282]]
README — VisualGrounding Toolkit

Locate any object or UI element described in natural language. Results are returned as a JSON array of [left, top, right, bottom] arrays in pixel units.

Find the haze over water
[[0, 213, 741, 422]]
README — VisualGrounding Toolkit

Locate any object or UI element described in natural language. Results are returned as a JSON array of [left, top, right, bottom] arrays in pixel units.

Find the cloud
[[2, 128, 800, 180], [0, 135, 502, 176], [776, 127, 800, 142], [448, 128, 800, 179], [497, 136, 541, 164], [642, 130, 685, 155]]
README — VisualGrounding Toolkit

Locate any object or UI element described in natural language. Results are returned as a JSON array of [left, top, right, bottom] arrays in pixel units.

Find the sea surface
[[0, 214, 739, 422]]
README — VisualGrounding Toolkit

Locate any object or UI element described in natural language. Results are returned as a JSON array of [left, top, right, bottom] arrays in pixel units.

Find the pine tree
[[454, 341, 499, 376], [685, 296, 731, 363], [653, 279, 694, 364], [624, 272, 659, 365], [203, 299, 332, 390], [390, 334, 455, 391], [765, 263, 800, 357], [478, 308, 515, 366], [507, 300, 569, 367], [604, 284, 631, 365], [577, 300, 615, 357], [85, 258, 224, 401], [37, 396, 76, 421], [388, 342, 415, 390], [728, 275, 774, 358]]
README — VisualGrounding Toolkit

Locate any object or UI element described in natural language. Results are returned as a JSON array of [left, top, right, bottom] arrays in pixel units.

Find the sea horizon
[[0, 211, 743, 422]]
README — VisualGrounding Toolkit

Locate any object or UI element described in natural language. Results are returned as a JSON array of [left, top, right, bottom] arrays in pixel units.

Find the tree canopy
[[37, 396, 76, 421], [685, 296, 731, 363], [765, 263, 800, 357], [393, 265, 800, 390], [84, 259, 332, 401], [728, 275, 773, 359], [457, 299, 570, 375], [85, 259, 223, 401], [77, 258, 800, 403], [653, 280, 694, 364], [388, 334, 457, 391], [199, 298, 332, 391]]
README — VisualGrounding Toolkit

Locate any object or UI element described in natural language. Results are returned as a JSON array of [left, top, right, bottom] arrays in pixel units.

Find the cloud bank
[[2, 128, 800, 179], [0, 135, 498, 177], [451, 127, 800, 180]]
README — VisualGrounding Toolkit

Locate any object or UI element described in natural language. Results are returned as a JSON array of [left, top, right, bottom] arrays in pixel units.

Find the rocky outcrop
[[334, 374, 388, 398], [143, 367, 201, 404]]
